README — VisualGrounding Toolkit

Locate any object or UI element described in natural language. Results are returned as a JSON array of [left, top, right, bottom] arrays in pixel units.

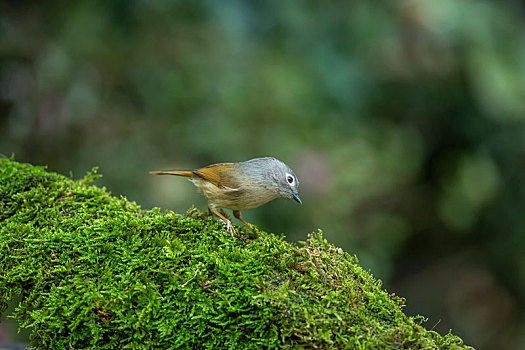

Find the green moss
[[0, 157, 471, 349]]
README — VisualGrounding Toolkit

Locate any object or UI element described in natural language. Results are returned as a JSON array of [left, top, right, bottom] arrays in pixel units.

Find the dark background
[[1, 1, 525, 349]]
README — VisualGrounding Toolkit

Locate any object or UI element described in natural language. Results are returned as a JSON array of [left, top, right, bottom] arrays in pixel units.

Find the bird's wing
[[193, 163, 241, 190]]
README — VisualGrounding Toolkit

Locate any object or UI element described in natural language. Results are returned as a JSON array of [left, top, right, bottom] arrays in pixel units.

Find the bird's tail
[[149, 170, 198, 177]]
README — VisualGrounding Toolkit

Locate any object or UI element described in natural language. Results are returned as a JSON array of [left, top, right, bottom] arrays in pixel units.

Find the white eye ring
[[286, 173, 294, 185]]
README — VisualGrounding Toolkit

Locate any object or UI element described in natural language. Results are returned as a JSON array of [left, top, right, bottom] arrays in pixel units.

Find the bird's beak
[[292, 193, 302, 204]]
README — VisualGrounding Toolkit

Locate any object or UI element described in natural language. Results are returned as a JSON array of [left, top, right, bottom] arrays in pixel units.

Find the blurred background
[[1, 1, 525, 349]]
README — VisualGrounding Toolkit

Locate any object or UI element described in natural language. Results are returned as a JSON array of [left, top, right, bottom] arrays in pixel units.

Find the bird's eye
[[286, 175, 294, 184]]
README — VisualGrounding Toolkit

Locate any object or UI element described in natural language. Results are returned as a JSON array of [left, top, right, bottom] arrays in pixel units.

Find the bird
[[150, 157, 301, 237]]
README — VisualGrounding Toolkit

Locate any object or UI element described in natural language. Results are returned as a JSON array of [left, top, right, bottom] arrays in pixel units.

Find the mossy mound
[[0, 157, 472, 349]]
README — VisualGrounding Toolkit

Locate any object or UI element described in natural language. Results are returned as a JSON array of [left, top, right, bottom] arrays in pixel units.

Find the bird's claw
[[220, 219, 236, 238]]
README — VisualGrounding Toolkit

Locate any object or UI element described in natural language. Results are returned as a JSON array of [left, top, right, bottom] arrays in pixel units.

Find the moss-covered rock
[[0, 157, 472, 349]]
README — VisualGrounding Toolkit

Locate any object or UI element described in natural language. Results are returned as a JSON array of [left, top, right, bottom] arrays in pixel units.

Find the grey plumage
[[236, 157, 300, 203]]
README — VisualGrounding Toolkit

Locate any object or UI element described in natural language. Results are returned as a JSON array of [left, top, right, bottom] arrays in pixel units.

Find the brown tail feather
[[149, 170, 198, 177]]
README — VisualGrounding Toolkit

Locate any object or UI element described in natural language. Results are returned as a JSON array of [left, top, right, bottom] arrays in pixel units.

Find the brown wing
[[193, 163, 240, 189]]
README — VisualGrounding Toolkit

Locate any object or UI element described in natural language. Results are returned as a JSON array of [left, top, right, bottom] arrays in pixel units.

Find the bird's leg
[[219, 209, 231, 220], [210, 206, 236, 238], [233, 210, 253, 231]]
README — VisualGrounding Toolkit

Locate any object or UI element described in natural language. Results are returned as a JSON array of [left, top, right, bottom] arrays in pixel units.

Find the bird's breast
[[192, 179, 278, 210]]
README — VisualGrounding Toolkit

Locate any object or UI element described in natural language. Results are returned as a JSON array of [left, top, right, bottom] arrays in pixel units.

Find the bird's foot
[[220, 219, 236, 238]]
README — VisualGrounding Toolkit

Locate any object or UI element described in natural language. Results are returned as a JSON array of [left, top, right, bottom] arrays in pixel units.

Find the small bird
[[150, 157, 301, 236]]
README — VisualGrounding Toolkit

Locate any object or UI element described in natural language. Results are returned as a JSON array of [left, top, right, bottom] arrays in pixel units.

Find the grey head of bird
[[237, 157, 302, 204]]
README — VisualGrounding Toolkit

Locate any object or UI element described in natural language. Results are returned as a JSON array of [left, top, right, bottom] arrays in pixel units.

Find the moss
[[0, 157, 472, 349]]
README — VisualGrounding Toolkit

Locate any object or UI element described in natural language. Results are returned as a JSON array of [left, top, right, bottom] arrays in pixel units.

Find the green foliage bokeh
[[1, 1, 525, 348]]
